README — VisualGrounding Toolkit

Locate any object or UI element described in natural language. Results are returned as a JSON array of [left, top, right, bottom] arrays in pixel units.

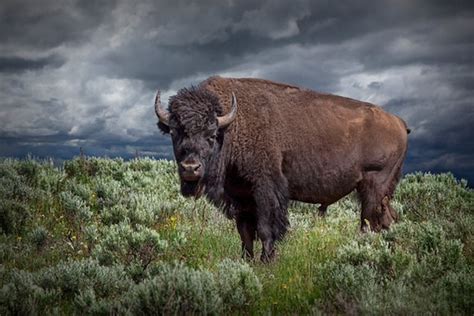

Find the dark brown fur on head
[[157, 86, 227, 199], [158, 86, 223, 135]]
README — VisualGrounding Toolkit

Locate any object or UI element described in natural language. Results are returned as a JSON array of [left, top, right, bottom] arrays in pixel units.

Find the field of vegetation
[[0, 157, 473, 315]]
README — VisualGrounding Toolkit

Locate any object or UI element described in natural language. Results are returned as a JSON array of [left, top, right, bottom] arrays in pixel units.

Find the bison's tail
[[396, 116, 411, 135]]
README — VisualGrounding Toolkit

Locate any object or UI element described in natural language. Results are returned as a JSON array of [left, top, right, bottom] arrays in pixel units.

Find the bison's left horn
[[154, 90, 170, 126], [217, 92, 237, 128]]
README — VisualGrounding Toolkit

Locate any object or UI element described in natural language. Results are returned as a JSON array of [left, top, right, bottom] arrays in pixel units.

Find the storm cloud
[[1, 0, 473, 183]]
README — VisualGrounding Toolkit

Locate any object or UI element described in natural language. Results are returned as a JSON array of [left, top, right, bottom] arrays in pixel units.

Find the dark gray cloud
[[0, 0, 117, 52], [0, 55, 65, 73], [0, 0, 473, 184]]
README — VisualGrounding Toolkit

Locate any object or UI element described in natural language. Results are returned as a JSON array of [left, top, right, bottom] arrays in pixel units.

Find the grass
[[0, 156, 473, 315]]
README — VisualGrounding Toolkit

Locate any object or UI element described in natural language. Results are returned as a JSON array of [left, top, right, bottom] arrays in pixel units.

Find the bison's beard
[[180, 180, 206, 198]]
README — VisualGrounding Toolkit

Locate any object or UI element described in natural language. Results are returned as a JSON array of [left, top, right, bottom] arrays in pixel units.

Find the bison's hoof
[[242, 252, 254, 262], [260, 251, 276, 263]]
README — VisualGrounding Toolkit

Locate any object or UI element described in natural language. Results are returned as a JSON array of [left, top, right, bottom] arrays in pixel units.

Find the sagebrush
[[0, 157, 472, 314]]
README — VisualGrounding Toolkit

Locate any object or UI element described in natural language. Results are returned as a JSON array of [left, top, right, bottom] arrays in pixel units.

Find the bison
[[155, 77, 409, 262]]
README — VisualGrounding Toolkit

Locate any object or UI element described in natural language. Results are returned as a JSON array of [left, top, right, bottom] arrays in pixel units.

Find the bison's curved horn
[[217, 92, 237, 128], [154, 90, 170, 126]]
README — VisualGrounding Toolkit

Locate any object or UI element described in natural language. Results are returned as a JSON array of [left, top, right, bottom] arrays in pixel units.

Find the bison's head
[[155, 87, 237, 198]]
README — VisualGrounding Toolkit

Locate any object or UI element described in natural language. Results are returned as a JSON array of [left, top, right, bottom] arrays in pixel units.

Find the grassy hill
[[1, 157, 473, 315]]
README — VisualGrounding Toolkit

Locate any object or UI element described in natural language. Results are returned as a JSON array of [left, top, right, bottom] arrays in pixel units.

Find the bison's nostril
[[181, 162, 201, 173]]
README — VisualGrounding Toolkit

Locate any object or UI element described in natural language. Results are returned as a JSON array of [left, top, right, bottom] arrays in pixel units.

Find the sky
[[0, 0, 473, 184]]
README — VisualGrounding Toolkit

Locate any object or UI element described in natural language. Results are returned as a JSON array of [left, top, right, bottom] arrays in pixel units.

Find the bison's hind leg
[[357, 172, 400, 232], [357, 150, 404, 232], [318, 204, 328, 217]]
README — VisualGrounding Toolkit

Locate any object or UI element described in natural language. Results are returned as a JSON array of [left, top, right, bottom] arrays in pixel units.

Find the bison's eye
[[207, 134, 217, 145], [170, 128, 180, 138]]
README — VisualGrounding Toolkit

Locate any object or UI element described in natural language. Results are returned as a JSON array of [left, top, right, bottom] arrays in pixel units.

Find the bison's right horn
[[217, 92, 237, 128], [154, 90, 170, 126]]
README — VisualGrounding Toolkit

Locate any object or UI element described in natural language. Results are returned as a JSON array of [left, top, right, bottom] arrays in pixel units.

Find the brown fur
[[158, 76, 409, 261]]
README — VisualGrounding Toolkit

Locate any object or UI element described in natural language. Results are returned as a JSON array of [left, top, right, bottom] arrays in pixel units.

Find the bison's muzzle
[[180, 161, 203, 182]]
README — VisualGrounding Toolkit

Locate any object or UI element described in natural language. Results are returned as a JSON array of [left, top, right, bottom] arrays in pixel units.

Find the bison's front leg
[[254, 182, 289, 263], [257, 219, 275, 263], [236, 213, 257, 260]]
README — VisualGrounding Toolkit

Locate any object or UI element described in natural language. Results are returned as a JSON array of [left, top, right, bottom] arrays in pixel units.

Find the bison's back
[[202, 76, 406, 154]]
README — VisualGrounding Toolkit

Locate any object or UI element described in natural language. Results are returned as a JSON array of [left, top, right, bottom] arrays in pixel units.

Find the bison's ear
[[157, 121, 170, 134]]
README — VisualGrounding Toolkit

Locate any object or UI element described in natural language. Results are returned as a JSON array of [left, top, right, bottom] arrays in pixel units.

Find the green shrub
[[313, 218, 472, 314], [128, 157, 156, 171], [64, 157, 98, 179], [0, 200, 31, 235], [127, 263, 222, 315], [94, 177, 122, 208], [435, 267, 474, 313], [337, 236, 414, 279], [101, 194, 170, 227], [59, 191, 92, 224], [384, 222, 465, 280], [29, 226, 49, 250], [38, 260, 131, 300], [0, 259, 132, 315], [216, 259, 262, 309], [396, 173, 474, 237], [314, 262, 378, 314], [0, 269, 59, 315], [73, 287, 126, 315], [64, 180, 93, 203], [83, 224, 99, 251], [101, 204, 129, 225], [0, 162, 36, 235], [92, 223, 168, 266], [93, 158, 126, 179], [14, 159, 41, 185]]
